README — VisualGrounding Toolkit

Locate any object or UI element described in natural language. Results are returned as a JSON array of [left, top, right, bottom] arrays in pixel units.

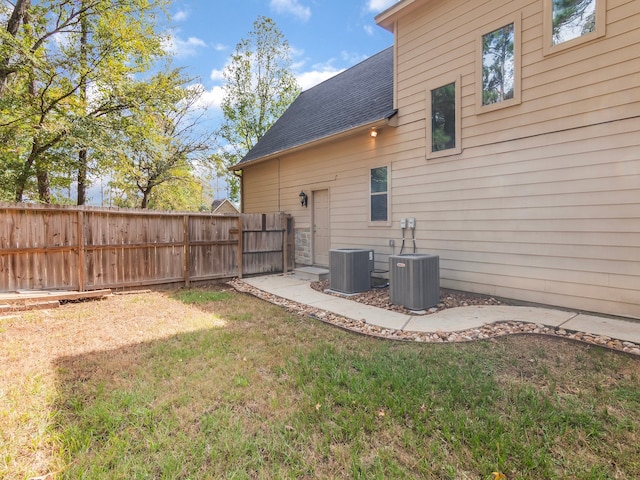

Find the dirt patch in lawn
[[0, 287, 230, 479]]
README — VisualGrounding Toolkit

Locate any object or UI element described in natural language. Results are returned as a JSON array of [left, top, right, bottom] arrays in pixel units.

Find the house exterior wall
[[212, 200, 239, 215], [240, 0, 640, 319]]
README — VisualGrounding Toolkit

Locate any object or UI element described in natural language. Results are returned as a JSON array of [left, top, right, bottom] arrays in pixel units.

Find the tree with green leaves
[[217, 16, 300, 202], [0, 0, 172, 204], [108, 71, 214, 210]]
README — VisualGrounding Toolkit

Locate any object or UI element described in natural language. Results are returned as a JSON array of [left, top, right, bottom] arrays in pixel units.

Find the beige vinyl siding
[[241, 160, 280, 213], [389, 121, 639, 317], [241, 0, 639, 318], [379, 0, 640, 317]]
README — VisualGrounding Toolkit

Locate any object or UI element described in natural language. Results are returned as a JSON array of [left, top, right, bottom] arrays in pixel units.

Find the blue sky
[[163, 0, 399, 118]]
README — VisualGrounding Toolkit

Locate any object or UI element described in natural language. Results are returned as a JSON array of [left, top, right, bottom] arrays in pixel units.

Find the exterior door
[[312, 189, 330, 266]]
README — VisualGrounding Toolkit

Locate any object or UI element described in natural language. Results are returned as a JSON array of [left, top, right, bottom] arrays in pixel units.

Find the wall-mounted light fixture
[[370, 128, 378, 138], [299, 190, 308, 207]]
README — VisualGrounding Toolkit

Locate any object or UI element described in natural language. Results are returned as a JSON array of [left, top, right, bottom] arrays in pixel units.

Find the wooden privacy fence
[[0, 203, 293, 292]]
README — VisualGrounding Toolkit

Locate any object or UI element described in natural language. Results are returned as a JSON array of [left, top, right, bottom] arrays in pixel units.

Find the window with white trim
[[370, 166, 388, 222]]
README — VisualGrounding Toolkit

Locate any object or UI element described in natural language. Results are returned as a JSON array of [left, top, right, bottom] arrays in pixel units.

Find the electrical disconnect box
[[389, 253, 440, 310]]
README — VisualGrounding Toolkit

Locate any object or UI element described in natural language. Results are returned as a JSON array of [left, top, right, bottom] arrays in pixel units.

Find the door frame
[[312, 189, 330, 267]]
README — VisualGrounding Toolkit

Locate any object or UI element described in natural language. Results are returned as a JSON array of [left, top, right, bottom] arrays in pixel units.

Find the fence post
[[237, 215, 243, 279], [183, 214, 190, 287], [77, 210, 86, 292]]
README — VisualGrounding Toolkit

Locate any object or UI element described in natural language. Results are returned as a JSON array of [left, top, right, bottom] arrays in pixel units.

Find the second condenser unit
[[329, 248, 375, 294], [389, 253, 440, 310]]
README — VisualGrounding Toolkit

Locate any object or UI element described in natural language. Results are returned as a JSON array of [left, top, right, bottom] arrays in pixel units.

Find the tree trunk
[[0, 0, 31, 93], [141, 189, 150, 209], [14, 74, 38, 202], [14, 144, 37, 202], [77, 6, 89, 205], [77, 148, 88, 205], [36, 164, 51, 203]]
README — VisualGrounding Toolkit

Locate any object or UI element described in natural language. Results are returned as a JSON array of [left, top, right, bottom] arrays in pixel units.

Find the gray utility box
[[389, 254, 440, 310], [329, 248, 375, 294]]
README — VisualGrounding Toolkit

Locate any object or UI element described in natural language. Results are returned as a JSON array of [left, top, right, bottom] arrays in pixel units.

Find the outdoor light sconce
[[299, 190, 308, 207], [370, 128, 378, 138]]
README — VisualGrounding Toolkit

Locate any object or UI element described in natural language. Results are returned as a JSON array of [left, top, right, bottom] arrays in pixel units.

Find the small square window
[[543, 0, 606, 55], [370, 166, 388, 222]]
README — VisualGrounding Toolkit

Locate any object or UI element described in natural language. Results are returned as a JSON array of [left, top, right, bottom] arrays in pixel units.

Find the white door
[[313, 189, 330, 266]]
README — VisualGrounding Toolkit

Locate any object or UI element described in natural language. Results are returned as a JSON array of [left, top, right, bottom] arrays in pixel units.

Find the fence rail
[[0, 203, 293, 292]]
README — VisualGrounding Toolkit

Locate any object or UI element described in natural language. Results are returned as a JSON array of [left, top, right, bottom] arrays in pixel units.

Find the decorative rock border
[[228, 279, 640, 356]]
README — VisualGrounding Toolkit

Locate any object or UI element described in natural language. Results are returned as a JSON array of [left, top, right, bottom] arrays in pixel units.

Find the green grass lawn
[[3, 287, 640, 479]]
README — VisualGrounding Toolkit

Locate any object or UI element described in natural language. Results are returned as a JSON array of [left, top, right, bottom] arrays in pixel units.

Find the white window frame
[[369, 165, 391, 225]]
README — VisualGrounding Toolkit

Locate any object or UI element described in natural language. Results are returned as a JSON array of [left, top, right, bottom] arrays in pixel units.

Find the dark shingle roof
[[234, 46, 395, 167]]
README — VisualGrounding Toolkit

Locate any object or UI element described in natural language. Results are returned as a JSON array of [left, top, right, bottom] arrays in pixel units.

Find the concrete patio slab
[[404, 305, 578, 333], [241, 273, 640, 345], [562, 314, 640, 344]]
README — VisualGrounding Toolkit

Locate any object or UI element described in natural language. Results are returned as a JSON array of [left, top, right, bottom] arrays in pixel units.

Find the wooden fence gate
[[0, 203, 293, 292]]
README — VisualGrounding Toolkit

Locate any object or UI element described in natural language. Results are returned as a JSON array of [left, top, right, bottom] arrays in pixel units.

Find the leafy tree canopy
[[216, 16, 300, 202]]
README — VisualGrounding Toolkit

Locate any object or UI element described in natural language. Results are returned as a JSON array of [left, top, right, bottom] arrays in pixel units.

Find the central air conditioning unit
[[389, 254, 440, 310], [329, 248, 374, 294]]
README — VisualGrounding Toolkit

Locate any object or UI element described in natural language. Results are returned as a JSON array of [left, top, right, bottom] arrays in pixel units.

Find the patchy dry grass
[[1, 285, 639, 479]]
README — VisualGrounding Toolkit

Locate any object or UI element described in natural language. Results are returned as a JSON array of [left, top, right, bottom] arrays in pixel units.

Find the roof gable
[[235, 46, 395, 167]]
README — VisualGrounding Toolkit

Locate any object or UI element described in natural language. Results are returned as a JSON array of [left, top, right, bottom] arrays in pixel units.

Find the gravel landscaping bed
[[229, 278, 640, 356], [310, 279, 506, 314]]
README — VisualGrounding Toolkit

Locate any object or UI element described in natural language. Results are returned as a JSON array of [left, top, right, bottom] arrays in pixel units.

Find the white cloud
[[210, 68, 225, 81], [173, 9, 189, 22], [367, 0, 399, 12], [296, 67, 344, 91], [213, 43, 227, 52], [290, 45, 305, 58], [163, 33, 207, 58], [192, 84, 226, 110], [341, 50, 368, 65], [186, 37, 207, 48], [270, 0, 311, 22]]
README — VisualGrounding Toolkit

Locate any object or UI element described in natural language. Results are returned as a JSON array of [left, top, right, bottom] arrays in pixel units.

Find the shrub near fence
[[0, 203, 293, 292]]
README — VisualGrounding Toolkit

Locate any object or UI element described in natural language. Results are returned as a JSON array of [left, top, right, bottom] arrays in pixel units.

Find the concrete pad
[[241, 274, 640, 345], [404, 310, 485, 333], [562, 314, 640, 343], [267, 284, 328, 303], [243, 274, 410, 330], [243, 274, 309, 290], [404, 305, 577, 333], [309, 297, 411, 330], [293, 266, 329, 281]]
